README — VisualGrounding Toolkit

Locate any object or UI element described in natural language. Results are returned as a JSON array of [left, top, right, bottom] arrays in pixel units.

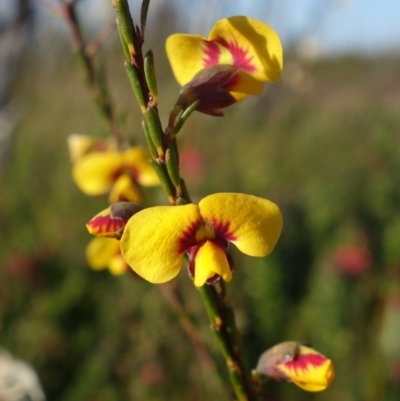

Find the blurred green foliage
[[1, 26, 400, 401]]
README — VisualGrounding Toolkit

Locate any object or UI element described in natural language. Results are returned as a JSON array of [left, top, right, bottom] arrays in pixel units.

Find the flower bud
[[87, 202, 144, 239], [255, 341, 335, 392], [110, 202, 145, 221], [176, 65, 239, 116]]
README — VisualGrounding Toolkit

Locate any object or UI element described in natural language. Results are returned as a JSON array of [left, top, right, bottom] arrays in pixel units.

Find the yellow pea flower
[[166, 16, 283, 102], [118, 193, 282, 287], [256, 341, 335, 392], [72, 146, 159, 203], [86, 237, 128, 276]]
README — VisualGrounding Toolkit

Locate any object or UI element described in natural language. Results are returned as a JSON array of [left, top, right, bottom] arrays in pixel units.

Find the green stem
[[113, 2, 257, 400], [198, 284, 257, 401], [174, 101, 200, 135]]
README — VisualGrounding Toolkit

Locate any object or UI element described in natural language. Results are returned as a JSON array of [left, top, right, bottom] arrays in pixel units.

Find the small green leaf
[[124, 61, 146, 113], [145, 107, 163, 154], [141, 119, 158, 159], [149, 159, 172, 198], [165, 145, 180, 189], [114, 0, 135, 60], [144, 50, 158, 106]]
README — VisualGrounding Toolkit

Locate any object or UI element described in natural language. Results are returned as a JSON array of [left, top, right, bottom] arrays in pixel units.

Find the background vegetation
[[1, 2, 400, 400]]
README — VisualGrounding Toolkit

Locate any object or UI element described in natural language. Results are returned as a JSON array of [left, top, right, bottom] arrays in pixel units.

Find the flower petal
[[122, 148, 159, 186], [67, 134, 98, 162], [209, 16, 283, 82], [199, 193, 282, 257], [108, 255, 128, 275], [228, 71, 264, 98], [120, 204, 201, 283], [67, 134, 118, 162], [278, 346, 335, 392], [166, 34, 208, 86], [72, 151, 123, 195], [86, 237, 120, 271], [109, 174, 142, 203], [86, 207, 126, 238], [194, 241, 232, 287]]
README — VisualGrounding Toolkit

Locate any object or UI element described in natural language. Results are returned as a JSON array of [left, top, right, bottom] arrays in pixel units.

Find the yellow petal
[[166, 34, 207, 86], [122, 148, 159, 187], [209, 16, 283, 83], [67, 135, 119, 162], [229, 71, 264, 98], [199, 193, 282, 257], [72, 151, 123, 195], [86, 237, 120, 271], [120, 204, 201, 283], [67, 134, 97, 162], [109, 174, 142, 203], [108, 254, 128, 275], [278, 346, 335, 392], [193, 241, 232, 287]]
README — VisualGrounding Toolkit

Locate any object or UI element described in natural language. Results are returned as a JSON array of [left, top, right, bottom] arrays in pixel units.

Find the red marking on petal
[[202, 40, 221, 67], [110, 166, 139, 186], [87, 214, 125, 237], [284, 354, 327, 373], [212, 219, 237, 242], [178, 220, 203, 253], [216, 37, 257, 73], [178, 218, 237, 254]]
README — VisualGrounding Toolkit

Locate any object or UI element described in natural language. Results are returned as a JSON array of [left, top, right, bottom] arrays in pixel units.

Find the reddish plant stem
[[60, 1, 122, 145]]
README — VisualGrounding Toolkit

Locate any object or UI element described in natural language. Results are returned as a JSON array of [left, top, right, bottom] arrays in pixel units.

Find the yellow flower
[[119, 193, 282, 287], [86, 237, 128, 275], [67, 134, 118, 162], [72, 146, 159, 203], [166, 16, 283, 102], [256, 342, 335, 392]]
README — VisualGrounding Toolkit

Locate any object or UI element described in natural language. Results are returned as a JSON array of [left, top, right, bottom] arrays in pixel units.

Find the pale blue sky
[[1, 0, 399, 56], [169, 0, 400, 55]]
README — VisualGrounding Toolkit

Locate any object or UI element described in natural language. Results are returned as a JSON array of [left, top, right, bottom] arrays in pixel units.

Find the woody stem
[[60, 0, 122, 145]]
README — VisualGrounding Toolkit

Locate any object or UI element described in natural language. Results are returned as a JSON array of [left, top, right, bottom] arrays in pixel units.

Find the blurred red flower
[[334, 245, 372, 276]]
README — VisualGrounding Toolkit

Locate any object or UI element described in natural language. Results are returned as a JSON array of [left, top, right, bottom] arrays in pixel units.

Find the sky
[[168, 0, 400, 56], [1, 0, 400, 57]]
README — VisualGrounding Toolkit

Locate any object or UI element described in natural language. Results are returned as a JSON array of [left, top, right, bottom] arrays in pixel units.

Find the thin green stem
[[113, 2, 257, 400], [198, 284, 257, 401], [174, 101, 200, 135]]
